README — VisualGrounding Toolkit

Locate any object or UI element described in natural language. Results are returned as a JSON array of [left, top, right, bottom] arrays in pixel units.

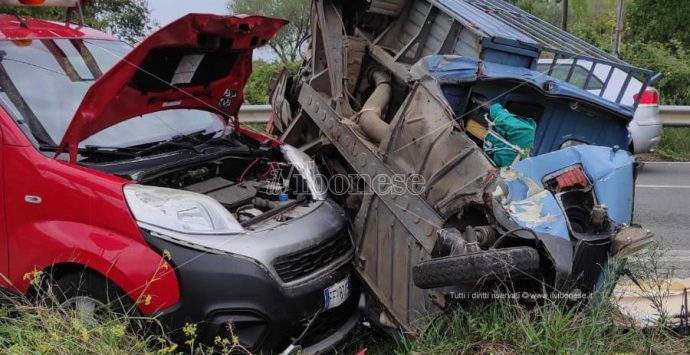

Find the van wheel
[[52, 271, 137, 325], [412, 247, 541, 289]]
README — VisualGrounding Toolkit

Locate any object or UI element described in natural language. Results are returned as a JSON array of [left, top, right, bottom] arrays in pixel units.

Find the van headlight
[[124, 184, 244, 235]]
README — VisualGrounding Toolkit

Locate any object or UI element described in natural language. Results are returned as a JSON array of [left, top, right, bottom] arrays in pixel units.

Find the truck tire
[[412, 247, 541, 289]]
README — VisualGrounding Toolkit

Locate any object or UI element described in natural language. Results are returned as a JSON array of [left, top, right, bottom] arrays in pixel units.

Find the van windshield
[[0, 39, 224, 151]]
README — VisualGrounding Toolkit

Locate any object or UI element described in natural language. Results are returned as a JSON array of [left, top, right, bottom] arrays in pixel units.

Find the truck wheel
[[53, 270, 136, 325], [412, 247, 541, 289]]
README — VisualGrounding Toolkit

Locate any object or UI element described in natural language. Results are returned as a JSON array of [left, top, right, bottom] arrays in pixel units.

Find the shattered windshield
[[0, 39, 224, 150]]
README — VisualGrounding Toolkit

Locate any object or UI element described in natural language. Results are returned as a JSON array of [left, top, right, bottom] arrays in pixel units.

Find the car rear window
[[537, 64, 605, 91]]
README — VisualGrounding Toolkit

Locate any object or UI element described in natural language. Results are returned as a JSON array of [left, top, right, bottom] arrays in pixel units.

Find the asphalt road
[[634, 161, 690, 277]]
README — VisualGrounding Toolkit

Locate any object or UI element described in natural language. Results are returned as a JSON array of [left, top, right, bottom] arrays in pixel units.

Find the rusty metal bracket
[[682, 288, 689, 329]]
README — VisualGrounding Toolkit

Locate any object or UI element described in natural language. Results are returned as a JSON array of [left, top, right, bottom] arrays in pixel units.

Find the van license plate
[[324, 275, 351, 310]]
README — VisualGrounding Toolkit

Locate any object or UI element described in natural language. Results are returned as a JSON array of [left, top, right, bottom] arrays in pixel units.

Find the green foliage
[[657, 127, 690, 161], [0, 258, 249, 354], [87, 0, 156, 44], [0, 0, 155, 43], [229, 0, 309, 63], [0, 5, 64, 21], [628, 0, 690, 48], [623, 1, 690, 106], [243, 60, 300, 105], [0, 304, 152, 354], [0, 302, 249, 354], [621, 40, 690, 105]]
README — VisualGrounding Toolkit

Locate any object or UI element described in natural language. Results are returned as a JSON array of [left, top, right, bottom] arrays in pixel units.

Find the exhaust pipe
[[357, 71, 391, 144]]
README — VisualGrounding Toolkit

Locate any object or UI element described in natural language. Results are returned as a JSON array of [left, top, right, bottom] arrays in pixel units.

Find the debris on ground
[[615, 278, 690, 328]]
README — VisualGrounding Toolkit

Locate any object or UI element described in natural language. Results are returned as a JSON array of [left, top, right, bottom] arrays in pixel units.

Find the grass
[[0, 298, 250, 354], [7, 296, 688, 355], [656, 127, 690, 161], [386, 300, 689, 355], [0, 269, 249, 355], [0, 301, 154, 354], [2, 247, 689, 354]]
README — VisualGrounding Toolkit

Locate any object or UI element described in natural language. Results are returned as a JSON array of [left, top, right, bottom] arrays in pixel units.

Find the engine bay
[[133, 150, 312, 228], [182, 175, 299, 226]]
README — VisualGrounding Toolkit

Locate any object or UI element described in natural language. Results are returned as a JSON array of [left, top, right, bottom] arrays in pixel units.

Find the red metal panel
[[3, 145, 180, 314]]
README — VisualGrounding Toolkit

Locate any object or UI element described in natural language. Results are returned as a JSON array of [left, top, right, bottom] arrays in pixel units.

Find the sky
[[148, 0, 229, 28]]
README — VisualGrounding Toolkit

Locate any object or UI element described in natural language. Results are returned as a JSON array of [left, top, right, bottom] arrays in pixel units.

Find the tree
[[86, 0, 156, 44], [0, 0, 154, 44], [627, 0, 690, 48], [624, 0, 690, 105], [622, 41, 690, 105], [229, 0, 309, 64], [244, 60, 300, 104]]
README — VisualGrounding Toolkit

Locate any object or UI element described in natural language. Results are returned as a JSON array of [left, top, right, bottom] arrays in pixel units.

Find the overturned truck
[[268, 0, 658, 333]]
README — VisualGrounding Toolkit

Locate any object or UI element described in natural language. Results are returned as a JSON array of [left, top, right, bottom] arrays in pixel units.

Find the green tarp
[[483, 103, 537, 167]]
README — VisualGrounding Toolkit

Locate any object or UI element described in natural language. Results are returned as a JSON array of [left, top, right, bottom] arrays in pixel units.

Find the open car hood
[[57, 14, 287, 161]]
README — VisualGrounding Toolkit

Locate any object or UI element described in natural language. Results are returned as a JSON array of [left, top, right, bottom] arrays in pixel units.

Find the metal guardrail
[[240, 105, 690, 127], [660, 106, 690, 127], [239, 105, 272, 124]]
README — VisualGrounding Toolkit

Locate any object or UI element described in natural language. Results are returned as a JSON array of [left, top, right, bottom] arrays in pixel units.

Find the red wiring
[[261, 162, 280, 178], [239, 159, 259, 182]]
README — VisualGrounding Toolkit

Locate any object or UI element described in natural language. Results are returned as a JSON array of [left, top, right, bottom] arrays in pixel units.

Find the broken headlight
[[123, 184, 245, 235], [280, 144, 327, 201]]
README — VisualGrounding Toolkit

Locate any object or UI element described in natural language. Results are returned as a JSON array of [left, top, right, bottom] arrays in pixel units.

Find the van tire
[[52, 270, 137, 323], [412, 247, 541, 289]]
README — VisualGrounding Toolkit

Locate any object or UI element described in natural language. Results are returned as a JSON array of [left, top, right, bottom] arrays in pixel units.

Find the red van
[[0, 9, 357, 354]]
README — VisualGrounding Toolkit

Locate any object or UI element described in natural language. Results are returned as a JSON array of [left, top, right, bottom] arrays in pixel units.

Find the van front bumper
[[141, 227, 360, 353]]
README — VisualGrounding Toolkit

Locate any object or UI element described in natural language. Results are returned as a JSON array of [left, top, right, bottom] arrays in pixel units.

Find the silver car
[[537, 59, 662, 153]]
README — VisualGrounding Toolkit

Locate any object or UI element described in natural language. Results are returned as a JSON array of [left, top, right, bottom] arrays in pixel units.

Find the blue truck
[[269, 0, 657, 337]]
